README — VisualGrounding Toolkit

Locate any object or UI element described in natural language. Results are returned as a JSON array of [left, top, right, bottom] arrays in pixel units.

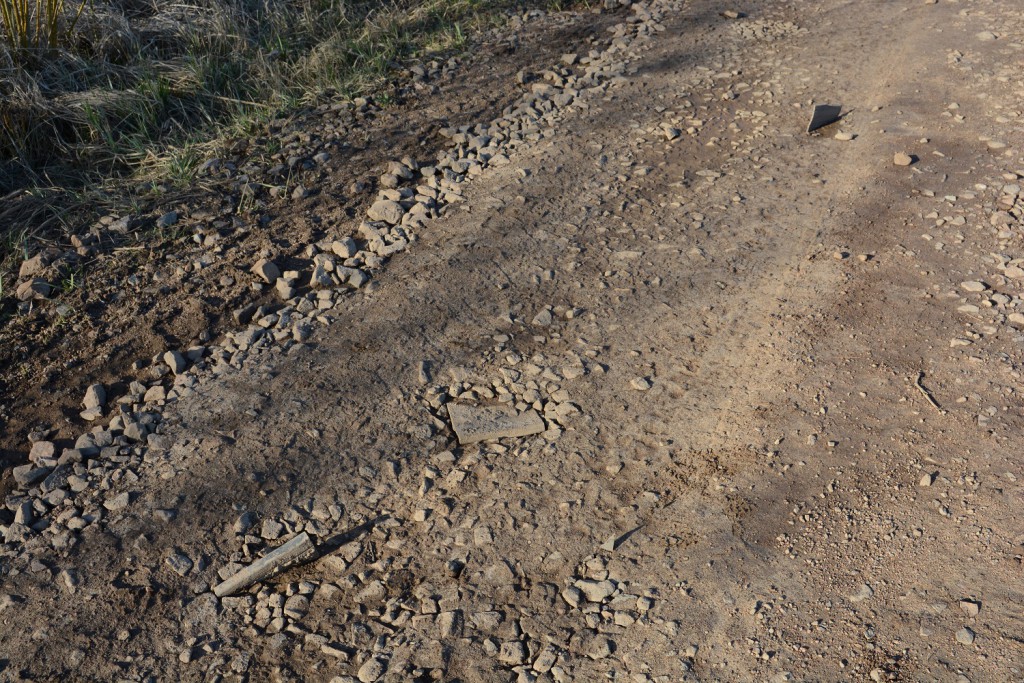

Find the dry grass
[[0, 0, 89, 51], [0, 0, 574, 189], [0, 0, 579, 284]]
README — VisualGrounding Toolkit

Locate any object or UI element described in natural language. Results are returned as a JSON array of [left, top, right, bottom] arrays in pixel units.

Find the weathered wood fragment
[[213, 532, 314, 597]]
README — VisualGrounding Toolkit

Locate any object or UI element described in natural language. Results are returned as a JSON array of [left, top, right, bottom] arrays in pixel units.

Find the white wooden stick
[[213, 532, 314, 597]]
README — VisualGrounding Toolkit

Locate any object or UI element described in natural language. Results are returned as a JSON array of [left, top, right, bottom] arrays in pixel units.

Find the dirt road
[[2, 0, 1023, 680]]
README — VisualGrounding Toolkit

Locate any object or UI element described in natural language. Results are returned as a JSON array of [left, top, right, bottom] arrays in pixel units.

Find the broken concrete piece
[[213, 532, 314, 597], [447, 404, 545, 444], [807, 103, 842, 133]]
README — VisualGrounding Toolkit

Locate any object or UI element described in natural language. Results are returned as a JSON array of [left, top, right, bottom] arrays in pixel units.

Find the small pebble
[[631, 377, 652, 391]]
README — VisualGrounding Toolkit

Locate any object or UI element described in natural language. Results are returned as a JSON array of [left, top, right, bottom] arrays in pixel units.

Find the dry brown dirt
[[2, 0, 1024, 681], [0, 5, 622, 478]]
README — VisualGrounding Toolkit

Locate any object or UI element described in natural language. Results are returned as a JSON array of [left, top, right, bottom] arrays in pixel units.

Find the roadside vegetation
[[0, 0, 578, 280]]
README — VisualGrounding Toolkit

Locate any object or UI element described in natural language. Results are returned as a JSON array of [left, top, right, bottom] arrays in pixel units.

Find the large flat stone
[[447, 404, 545, 444], [806, 103, 842, 133]]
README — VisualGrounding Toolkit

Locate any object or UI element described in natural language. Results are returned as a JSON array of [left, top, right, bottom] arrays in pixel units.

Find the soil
[[0, 4, 622, 476], [2, 0, 1024, 681]]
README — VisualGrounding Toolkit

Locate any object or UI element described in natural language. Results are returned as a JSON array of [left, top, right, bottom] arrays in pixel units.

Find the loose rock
[[83, 384, 106, 410], [367, 200, 405, 225], [893, 152, 914, 166], [357, 657, 387, 682], [251, 259, 281, 284], [164, 350, 187, 375], [956, 626, 976, 645]]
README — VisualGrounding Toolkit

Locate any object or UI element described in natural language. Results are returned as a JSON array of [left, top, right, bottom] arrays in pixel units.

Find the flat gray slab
[[447, 404, 545, 444], [807, 103, 842, 133]]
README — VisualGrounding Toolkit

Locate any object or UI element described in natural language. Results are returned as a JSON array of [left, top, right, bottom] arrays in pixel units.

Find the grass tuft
[[0, 0, 590, 272], [0, 0, 89, 53]]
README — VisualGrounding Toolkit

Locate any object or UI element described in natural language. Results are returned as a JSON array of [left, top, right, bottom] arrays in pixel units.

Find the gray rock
[[18, 253, 46, 279], [332, 238, 358, 259], [849, 583, 874, 603], [13, 464, 51, 487], [234, 511, 258, 534], [471, 610, 504, 631], [144, 385, 167, 403], [234, 327, 266, 350], [532, 308, 553, 326], [386, 161, 415, 179], [447, 404, 545, 444], [346, 268, 369, 288], [164, 350, 187, 375], [251, 259, 281, 284], [437, 609, 464, 638], [960, 600, 980, 617], [4, 523, 31, 543], [13, 501, 33, 525], [499, 640, 527, 665], [15, 278, 50, 301], [261, 518, 284, 540], [28, 441, 55, 462], [104, 492, 131, 511], [66, 475, 89, 493], [83, 384, 106, 409], [155, 509, 177, 522], [367, 200, 405, 225], [893, 152, 913, 166], [40, 465, 70, 493], [956, 626, 976, 645], [276, 278, 297, 300], [534, 645, 558, 673], [587, 636, 614, 660], [293, 322, 313, 342], [575, 579, 616, 603], [123, 420, 149, 442], [74, 433, 101, 455], [283, 594, 309, 619], [310, 265, 334, 289], [630, 377, 653, 391], [357, 657, 387, 682], [234, 303, 258, 324], [79, 406, 103, 422], [156, 211, 178, 228], [167, 552, 194, 576], [561, 586, 582, 608]]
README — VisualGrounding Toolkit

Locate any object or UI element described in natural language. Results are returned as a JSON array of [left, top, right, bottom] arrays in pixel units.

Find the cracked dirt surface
[[2, 0, 1024, 681]]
